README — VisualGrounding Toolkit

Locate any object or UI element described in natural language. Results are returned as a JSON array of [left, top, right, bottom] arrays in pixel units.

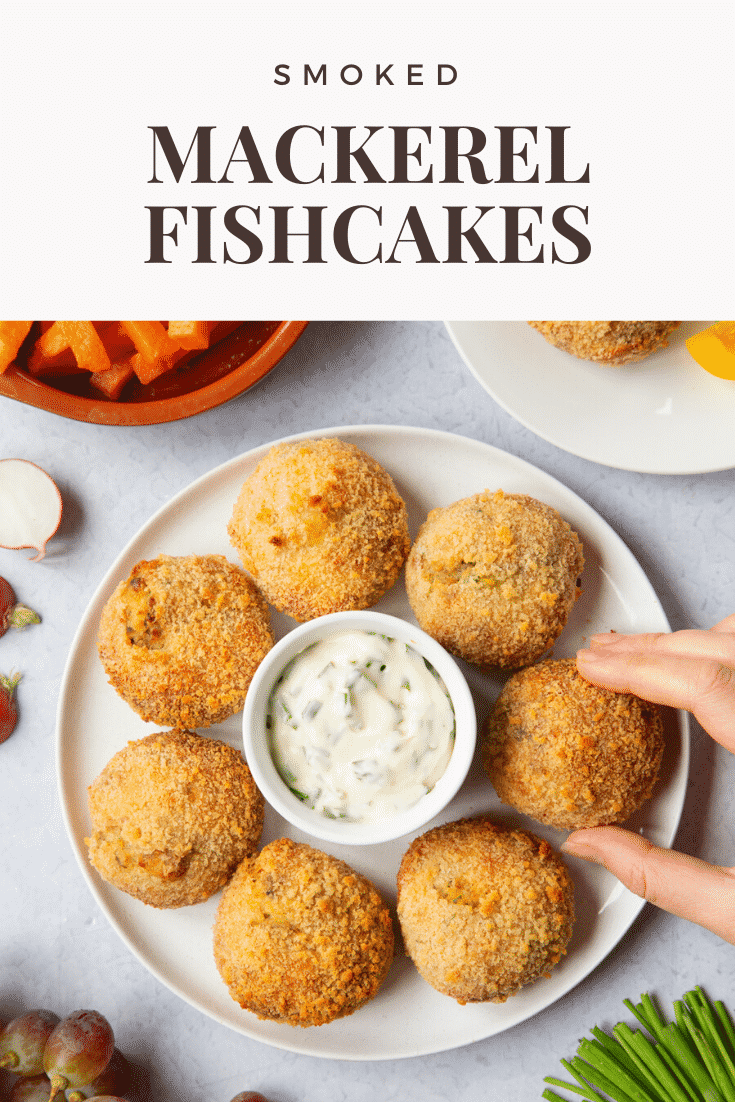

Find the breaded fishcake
[[397, 818, 574, 1004], [213, 838, 394, 1026], [98, 554, 274, 728], [528, 321, 681, 365], [482, 658, 665, 830], [405, 490, 583, 669], [86, 729, 264, 908], [227, 438, 411, 622]]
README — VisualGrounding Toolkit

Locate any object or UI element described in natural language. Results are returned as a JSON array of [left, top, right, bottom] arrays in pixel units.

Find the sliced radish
[[0, 576, 40, 636], [0, 670, 21, 743], [0, 459, 63, 562]]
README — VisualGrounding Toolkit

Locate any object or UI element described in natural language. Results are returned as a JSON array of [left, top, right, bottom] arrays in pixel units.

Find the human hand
[[562, 614, 735, 945]]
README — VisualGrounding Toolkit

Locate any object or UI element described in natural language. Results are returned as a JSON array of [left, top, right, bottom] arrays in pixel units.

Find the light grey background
[[1, 321, 733, 1102]]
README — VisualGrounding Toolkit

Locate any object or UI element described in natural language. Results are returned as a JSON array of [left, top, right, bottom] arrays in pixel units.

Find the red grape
[[229, 1094, 269, 1102], [43, 1010, 114, 1101], [9, 1075, 52, 1102], [0, 577, 16, 636], [66, 1047, 133, 1101], [0, 1010, 60, 1075], [0, 577, 40, 636]]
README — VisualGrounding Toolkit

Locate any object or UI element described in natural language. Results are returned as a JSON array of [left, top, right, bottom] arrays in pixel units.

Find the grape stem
[[49, 1075, 70, 1102]]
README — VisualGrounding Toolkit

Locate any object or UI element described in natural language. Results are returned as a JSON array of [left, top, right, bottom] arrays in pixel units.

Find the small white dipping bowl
[[242, 610, 477, 846]]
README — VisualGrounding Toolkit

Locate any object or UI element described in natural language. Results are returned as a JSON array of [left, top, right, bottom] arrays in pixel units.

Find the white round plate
[[57, 425, 689, 1060], [445, 321, 734, 474]]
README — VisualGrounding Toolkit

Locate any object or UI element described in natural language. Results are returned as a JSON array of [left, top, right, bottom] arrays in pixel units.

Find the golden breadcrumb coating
[[397, 818, 574, 1004], [213, 838, 394, 1027], [227, 437, 411, 622], [97, 554, 274, 728], [405, 490, 584, 669], [528, 321, 681, 365], [86, 729, 264, 908], [482, 658, 665, 830]]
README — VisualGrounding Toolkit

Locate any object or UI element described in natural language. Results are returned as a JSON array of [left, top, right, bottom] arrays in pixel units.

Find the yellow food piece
[[686, 322, 735, 380], [714, 322, 735, 353]]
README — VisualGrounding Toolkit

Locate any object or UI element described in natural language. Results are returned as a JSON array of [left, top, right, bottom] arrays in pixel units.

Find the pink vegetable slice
[[0, 460, 63, 562], [0, 576, 40, 636]]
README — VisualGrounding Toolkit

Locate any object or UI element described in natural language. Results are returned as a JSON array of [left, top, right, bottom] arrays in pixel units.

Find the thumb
[[562, 826, 735, 945]]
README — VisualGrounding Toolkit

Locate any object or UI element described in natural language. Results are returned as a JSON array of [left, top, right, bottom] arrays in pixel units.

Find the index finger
[[587, 626, 735, 667], [562, 826, 735, 945]]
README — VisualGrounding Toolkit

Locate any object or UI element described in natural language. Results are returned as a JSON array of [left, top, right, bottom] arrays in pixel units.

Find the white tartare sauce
[[267, 630, 455, 823]]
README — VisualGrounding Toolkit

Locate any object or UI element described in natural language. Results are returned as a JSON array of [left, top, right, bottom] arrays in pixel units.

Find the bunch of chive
[[544, 987, 735, 1102]]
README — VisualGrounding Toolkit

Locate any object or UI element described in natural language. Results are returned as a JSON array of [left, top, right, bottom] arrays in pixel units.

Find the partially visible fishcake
[[405, 490, 584, 669], [86, 729, 264, 908], [98, 554, 274, 728], [528, 321, 681, 365], [227, 437, 411, 621], [397, 818, 574, 1004], [482, 658, 665, 830], [213, 838, 394, 1026]]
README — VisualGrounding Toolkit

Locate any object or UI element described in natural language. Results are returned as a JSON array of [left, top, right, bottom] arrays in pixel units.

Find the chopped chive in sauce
[[265, 629, 456, 823]]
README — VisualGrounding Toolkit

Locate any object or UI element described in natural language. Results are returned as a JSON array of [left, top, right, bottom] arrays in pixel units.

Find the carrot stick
[[130, 348, 187, 385], [121, 321, 181, 363], [0, 322, 34, 372], [167, 320, 210, 350], [57, 321, 111, 373], [90, 358, 136, 399]]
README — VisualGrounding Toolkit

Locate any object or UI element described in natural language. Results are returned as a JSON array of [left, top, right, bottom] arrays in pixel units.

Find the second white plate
[[445, 321, 733, 474], [57, 425, 689, 1060]]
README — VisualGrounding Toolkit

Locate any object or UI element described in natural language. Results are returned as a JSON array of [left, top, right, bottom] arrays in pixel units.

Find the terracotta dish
[[0, 321, 307, 426]]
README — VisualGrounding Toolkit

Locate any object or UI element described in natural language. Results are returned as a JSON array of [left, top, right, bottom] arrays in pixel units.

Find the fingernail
[[589, 632, 629, 647]]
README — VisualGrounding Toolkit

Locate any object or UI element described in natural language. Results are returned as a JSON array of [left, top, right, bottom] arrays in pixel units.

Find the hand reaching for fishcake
[[563, 615, 735, 945]]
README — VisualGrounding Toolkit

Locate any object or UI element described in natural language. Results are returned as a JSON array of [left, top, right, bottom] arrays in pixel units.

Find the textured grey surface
[[1, 320, 733, 1102]]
